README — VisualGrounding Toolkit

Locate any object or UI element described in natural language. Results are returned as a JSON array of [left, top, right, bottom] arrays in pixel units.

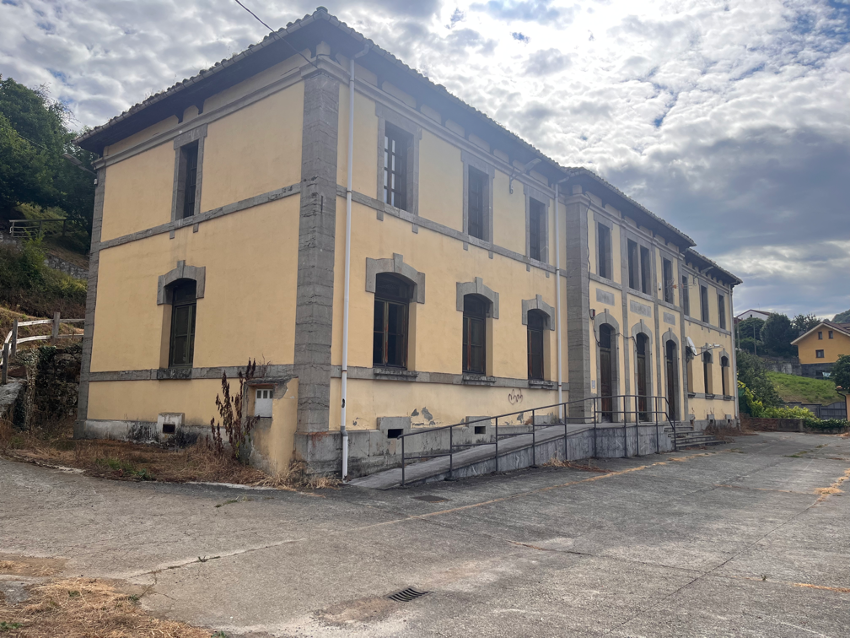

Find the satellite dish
[[686, 337, 699, 357]]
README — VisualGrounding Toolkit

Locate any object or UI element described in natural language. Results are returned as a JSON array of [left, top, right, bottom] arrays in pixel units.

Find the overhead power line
[[231, 0, 318, 69]]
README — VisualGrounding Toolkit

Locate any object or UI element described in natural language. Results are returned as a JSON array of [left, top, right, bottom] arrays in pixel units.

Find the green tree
[[736, 350, 781, 407], [833, 309, 850, 324], [832, 355, 850, 394], [762, 313, 796, 357], [792, 313, 820, 335], [0, 77, 95, 234], [737, 317, 765, 354]]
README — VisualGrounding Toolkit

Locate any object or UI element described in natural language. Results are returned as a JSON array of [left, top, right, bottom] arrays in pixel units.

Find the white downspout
[[555, 179, 565, 420], [341, 47, 369, 480]]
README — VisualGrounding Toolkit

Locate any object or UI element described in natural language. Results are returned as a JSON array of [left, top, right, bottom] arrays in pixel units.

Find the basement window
[[387, 429, 404, 439], [254, 388, 273, 418], [474, 425, 487, 435]]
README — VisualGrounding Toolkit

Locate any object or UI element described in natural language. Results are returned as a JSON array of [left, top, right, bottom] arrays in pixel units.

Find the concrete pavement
[[1, 431, 849, 636]]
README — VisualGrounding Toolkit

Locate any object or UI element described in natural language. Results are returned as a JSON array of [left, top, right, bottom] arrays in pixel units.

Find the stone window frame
[[596, 219, 614, 281], [365, 253, 426, 304], [593, 309, 621, 421], [524, 183, 550, 264], [375, 104, 421, 220], [170, 124, 207, 222], [456, 277, 499, 318], [622, 229, 655, 296], [461, 150, 495, 245], [521, 295, 555, 331], [156, 260, 206, 375]]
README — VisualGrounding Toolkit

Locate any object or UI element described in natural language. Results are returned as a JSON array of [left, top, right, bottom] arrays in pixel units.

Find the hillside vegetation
[[767, 371, 843, 406], [0, 240, 85, 320]]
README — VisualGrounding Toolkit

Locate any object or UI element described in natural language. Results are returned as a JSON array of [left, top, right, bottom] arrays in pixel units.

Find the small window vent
[[387, 429, 404, 439], [474, 426, 486, 435]]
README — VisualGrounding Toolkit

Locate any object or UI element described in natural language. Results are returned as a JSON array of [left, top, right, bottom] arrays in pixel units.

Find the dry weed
[[0, 577, 210, 637], [542, 457, 612, 473]]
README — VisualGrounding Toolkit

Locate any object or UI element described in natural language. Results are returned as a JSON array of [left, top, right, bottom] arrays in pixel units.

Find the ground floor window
[[527, 310, 545, 380], [169, 280, 196, 368], [463, 295, 488, 374], [373, 274, 411, 368]]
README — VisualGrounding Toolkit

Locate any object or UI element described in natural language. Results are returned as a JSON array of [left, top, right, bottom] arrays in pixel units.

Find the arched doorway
[[599, 324, 615, 422], [636, 333, 650, 421], [665, 340, 679, 421]]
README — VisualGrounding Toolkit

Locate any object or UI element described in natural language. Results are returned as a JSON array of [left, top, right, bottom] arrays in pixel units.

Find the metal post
[[531, 408, 537, 467], [495, 417, 499, 473], [401, 436, 406, 487], [655, 397, 660, 453], [563, 402, 568, 462], [593, 397, 598, 458], [11, 319, 18, 357], [449, 426, 453, 480], [51, 312, 60, 343], [1, 342, 8, 386]]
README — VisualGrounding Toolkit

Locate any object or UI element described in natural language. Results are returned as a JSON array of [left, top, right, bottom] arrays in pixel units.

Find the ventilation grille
[[388, 588, 429, 603]]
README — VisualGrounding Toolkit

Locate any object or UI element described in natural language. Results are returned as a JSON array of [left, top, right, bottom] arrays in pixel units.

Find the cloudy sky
[[2, 0, 848, 318]]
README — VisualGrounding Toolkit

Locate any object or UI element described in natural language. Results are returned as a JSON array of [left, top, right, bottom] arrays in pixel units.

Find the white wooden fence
[[1, 313, 84, 384]]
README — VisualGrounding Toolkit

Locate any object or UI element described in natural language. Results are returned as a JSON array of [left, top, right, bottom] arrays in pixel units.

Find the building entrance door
[[665, 341, 679, 421]]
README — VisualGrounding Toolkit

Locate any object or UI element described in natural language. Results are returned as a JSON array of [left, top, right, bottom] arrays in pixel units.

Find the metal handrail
[[399, 393, 680, 486]]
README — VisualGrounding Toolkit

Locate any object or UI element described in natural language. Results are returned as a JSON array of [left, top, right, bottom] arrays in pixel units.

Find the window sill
[[528, 379, 555, 389], [688, 392, 697, 398], [156, 367, 192, 380], [723, 395, 735, 401], [373, 367, 419, 381], [462, 373, 496, 386], [705, 394, 716, 400]]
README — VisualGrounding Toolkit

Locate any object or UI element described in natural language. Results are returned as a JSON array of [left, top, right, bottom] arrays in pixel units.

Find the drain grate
[[412, 495, 449, 503], [389, 588, 429, 603]]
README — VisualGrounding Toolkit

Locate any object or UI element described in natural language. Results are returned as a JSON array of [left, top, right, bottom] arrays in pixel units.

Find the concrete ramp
[[349, 422, 675, 489]]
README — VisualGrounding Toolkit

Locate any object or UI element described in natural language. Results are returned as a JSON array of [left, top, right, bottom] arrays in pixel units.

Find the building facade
[[791, 321, 850, 378], [75, 9, 741, 476]]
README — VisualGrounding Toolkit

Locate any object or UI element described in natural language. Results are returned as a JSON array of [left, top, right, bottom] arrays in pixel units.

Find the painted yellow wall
[[88, 378, 221, 425], [796, 330, 850, 364], [91, 196, 300, 372], [418, 130, 464, 232], [202, 56, 304, 114], [492, 170, 527, 256], [337, 85, 379, 196], [684, 316, 736, 420], [100, 143, 175, 241], [336, 377, 559, 432], [105, 116, 180, 158], [201, 83, 304, 211], [250, 378, 299, 473]]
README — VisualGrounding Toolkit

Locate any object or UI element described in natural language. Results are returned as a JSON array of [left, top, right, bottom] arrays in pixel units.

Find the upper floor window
[[718, 294, 727, 329], [527, 310, 546, 380], [627, 240, 639, 290], [169, 280, 197, 368], [663, 259, 674, 304], [383, 123, 410, 211], [180, 141, 199, 219], [829, 330, 834, 339], [816, 349, 825, 359], [468, 167, 488, 241], [597, 223, 612, 280], [818, 331, 823, 340], [529, 198, 546, 262], [700, 285, 710, 324], [463, 295, 489, 374], [373, 274, 411, 368], [682, 275, 690, 316]]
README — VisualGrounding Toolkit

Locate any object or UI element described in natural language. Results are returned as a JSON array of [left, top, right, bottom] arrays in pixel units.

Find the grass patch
[[767, 371, 843, 406]]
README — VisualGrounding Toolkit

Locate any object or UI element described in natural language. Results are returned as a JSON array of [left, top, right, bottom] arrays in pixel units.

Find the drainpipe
[[340, 45, 370, 480]]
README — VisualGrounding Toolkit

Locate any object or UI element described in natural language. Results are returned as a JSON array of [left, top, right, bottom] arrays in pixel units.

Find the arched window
[[635, 333, 650, 421], [721, 355, 730, 397], [527, 310, 546, 380], [599, 324, 615, 421], [463, 294, 489, 374], [169, 280, 197, 368], [703, 351, 713, 395], [373, 274, 412, 368]]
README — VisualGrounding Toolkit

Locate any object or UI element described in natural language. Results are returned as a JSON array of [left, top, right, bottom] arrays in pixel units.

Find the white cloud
[[2, 0, 848, 316]]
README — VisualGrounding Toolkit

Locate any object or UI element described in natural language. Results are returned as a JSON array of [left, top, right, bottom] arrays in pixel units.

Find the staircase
[[666, 422, 724, 448]]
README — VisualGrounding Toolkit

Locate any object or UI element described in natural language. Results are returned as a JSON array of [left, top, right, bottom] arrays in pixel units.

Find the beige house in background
[[74, 8, 741, 476]]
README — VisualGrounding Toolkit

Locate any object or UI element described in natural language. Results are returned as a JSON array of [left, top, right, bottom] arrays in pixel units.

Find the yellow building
[[74, 8, 741, 476], [791, 322, 850, 378]]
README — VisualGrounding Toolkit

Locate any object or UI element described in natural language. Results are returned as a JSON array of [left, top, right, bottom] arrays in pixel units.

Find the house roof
[[791, 321, 850, 345], [75, 7, 733, 257], [736, 309, 770, 318], [684, 248, 743, 287]]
